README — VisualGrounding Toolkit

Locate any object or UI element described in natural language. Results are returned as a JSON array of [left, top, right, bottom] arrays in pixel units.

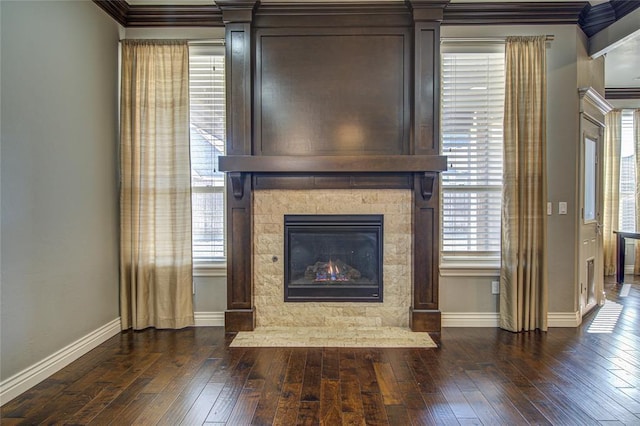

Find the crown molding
[[95, 0, 636, 31], [93, 0, 224, 27], [93, 0, 129, 26], [442, 1, 588, 25], [126, 4, 223, 27], [605, 87, 640, 100], [580, 0, 640, 37]]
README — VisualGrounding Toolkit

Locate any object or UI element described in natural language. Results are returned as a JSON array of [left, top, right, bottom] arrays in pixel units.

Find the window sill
[[440, 255, 500, 277], [193, 261, 227, 277]]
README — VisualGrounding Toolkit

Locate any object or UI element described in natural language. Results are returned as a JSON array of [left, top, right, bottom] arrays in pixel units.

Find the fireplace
[[284, 214, 383, 302], [219, 1, 447, 333]]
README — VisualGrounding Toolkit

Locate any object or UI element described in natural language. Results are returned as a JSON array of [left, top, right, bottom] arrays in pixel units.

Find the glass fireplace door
[[284, 215, 383, 302]]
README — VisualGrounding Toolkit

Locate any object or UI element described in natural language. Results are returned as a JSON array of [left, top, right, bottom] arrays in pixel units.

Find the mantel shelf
[[218, 154, 448, 173]]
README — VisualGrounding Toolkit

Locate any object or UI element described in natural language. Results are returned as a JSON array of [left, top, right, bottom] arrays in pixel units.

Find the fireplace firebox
[[284, 214, 383, 302]]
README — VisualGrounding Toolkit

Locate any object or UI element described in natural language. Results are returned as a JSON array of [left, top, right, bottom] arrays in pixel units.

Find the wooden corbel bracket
[[229, 172, 246, 199], [420, 171, 437, 201]]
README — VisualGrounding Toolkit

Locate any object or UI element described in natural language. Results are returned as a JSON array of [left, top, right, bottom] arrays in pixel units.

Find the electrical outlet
[[491, 280, 500, 295], [547, 202, 552, 215]]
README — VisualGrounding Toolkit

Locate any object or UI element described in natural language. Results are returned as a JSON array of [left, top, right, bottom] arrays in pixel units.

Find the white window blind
[[189, 50, 226, 262], [619, 109, 636, 232], [441, 51, 505, 255]]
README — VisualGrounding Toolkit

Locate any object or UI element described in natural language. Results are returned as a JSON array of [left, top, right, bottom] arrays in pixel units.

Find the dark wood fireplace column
[[219, 1, 258, 332], [409, 1, 446, 333]]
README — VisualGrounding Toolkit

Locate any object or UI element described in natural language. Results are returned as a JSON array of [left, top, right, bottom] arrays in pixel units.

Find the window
[[441, 47, 505, 267], [189, 46, 226, 264], [619, 109, 636, 232]]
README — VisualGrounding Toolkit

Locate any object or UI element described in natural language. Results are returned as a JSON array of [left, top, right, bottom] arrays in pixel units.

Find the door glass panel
[[584, 137, 596, 222]]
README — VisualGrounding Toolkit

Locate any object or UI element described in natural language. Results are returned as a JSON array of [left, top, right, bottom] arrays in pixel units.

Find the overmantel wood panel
[[254, 27, 411, 157]]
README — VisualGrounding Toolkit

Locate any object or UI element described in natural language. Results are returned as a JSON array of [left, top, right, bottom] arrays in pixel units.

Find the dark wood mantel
[[220, 154, 448, 201], [219, 154, 447, 173]]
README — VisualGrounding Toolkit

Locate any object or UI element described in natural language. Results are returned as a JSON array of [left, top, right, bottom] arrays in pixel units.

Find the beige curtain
[[603, 110, 621, 276], [500, 36, 548, 332], [635, 109, 640, 274], [120, 40, 194, 330]]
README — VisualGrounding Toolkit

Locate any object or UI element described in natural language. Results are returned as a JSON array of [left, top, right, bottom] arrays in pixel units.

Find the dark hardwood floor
[[2, 277, 639, 425]]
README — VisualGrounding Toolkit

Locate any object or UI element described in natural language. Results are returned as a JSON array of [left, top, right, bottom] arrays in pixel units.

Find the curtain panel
[[120, 40, 194, 330], [500, 36, 548, 332], [603, 110, 621, 276]]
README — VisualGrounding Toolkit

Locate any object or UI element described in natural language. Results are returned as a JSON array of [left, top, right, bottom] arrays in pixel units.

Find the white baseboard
[[442, 312, 500, 327], [194, 311, 225, 327], [547, 311, 581, 327], [0, 317, 121, 406], [442, 311, 581, 328]]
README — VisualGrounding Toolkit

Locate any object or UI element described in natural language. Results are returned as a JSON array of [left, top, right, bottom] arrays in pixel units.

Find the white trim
[[193, 263, 226, 277], [439, 255, 500, 277], [579, 87, 613, 118], [442, 312, 500, 327], [0, 317, 121, 406], [440, 268, 500, 277], [194, 311, 225, 327], [442, 311, 582, 328], [548, 311, 581, 327]]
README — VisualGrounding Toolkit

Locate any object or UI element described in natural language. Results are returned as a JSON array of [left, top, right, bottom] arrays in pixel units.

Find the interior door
[[578, 119, 604, 317]]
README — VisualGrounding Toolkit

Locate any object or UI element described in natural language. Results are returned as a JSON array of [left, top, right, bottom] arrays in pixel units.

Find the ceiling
[[124, 0, 640, 90], [605, 35, 640, 88]]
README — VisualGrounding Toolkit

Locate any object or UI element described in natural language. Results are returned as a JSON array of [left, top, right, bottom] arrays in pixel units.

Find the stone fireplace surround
[[254, 189, 412, 328]]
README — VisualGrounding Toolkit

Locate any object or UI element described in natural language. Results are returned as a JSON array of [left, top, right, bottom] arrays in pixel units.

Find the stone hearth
[[253, 189, 412, 327]]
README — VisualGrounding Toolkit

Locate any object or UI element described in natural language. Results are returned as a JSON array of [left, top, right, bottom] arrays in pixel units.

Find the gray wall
[[440, 25, 604, 315], [1, 1, 121, 380]]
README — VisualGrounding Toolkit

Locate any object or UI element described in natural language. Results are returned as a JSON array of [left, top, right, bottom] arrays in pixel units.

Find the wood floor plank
[[87, 376, 153, 425], [322, 347, 340, 380], [272, 382, 302, 425], [354, 350, 379, 394], [320, 379, 342, 425], [129, 346, 218, 424], [65, 352, 162, 424], [251, 348, 290, 425], [296, 400, 321, 425], [360, 391, 388, 425], [225, 379, 264, 425], [300, 349, 322, 402], [178, 382, 225, 425], [372, 361, 403, 405], [204, 348, 258, 423], [272, 349, 307, 425]]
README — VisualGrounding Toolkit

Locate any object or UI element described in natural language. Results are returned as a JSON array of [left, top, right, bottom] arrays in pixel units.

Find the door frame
[[577, 88, 612, 318]]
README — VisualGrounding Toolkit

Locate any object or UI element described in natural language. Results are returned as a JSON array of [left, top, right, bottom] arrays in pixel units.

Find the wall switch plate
[[559, 201, 567, 215], [547, 202, 552, 215], [491, 280, 500, 295]]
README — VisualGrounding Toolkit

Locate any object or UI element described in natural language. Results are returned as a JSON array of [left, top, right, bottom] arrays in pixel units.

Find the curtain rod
[[442, 35, 554, 43], [118, 39, 225, 45]]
